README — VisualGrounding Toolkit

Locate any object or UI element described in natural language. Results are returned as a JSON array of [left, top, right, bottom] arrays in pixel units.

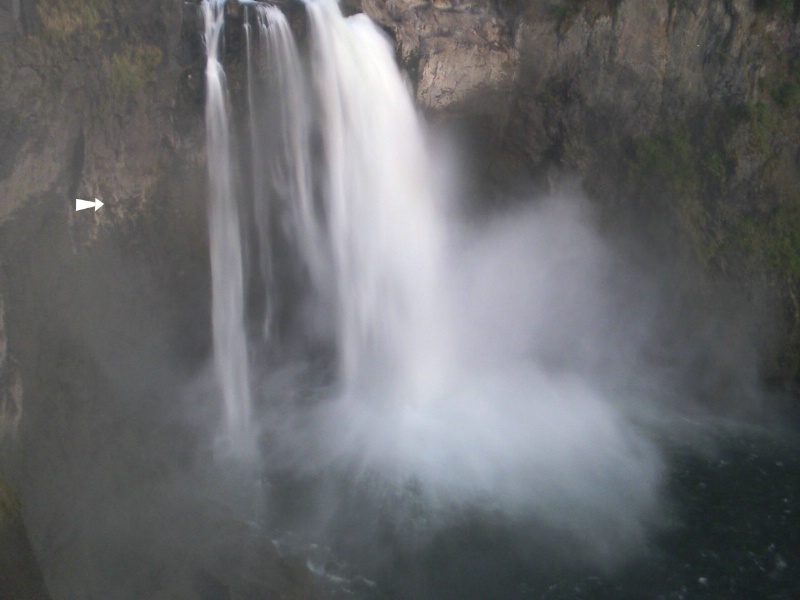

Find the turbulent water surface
[[291, 421, 800, 600]]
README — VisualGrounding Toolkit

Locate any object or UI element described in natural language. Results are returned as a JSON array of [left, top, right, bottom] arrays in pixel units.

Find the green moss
[[773, 79, 800, 108], [706, 152, 726, 182], [622, 97, 800, 381], [110, 44, 163, 102], [735, 207, 800, 281], [10, 0, 113, 85], [537, 89, 557, 107], [627, 122, 735, 265], [743, 102, 775, 153], [731, 207, 800, 379], [719, 100, 784, 174], [628, 102, 798, 267], [754, 0, 798, 17], [550, 3, 580, 20], [625, 101, 796, 277], [549, 0, 598, 29], [771, 61, 800, 109], [37, 0, 109, 43], [632, 126, 700, 194]]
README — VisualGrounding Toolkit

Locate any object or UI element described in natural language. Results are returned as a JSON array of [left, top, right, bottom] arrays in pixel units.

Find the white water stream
[[304, 0, 453, 404], [203, 0, 664, 553], [202, 0, 254, 458]]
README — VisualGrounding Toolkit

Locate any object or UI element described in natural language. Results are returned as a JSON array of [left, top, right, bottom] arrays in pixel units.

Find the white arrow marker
[[76, 198, 104, 212]]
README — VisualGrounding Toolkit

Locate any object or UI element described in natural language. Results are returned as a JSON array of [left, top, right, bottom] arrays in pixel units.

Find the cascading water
[[243, 6, 273, 336], [204, 0, 663, 558], [201, 0, 254, 458], [247, 4, 323, 339], [303, 0, 453, 403]]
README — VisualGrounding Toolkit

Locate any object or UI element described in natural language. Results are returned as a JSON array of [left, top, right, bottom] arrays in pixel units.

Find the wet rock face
[[363, 0, 518, 116], [0, 0, 207, 233], [360, 0, 791, 161]]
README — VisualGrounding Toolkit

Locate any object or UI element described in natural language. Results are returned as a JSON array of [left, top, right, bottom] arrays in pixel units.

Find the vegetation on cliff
[[37, 0, 106, 42], [624, 96, 800, 381], [110, 43, 163, 102]]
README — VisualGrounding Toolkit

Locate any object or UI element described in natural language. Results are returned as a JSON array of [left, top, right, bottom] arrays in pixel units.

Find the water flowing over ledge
[[198, 0, 665, 557], [202, 0, 254, 458]]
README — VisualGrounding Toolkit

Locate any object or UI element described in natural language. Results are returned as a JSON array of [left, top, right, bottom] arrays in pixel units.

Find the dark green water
[[293, 420, 800, 600], [626, 426, 800, 600]]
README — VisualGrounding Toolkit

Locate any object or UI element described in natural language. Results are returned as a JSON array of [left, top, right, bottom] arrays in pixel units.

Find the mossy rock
[[620, 101, 800, 386], [110, 43, 163, 102], [754, 0, 799, 18], [36, 0, 109, 43]]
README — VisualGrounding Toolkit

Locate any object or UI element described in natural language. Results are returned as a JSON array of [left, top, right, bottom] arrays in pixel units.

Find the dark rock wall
[[0, 1, 212, 597]]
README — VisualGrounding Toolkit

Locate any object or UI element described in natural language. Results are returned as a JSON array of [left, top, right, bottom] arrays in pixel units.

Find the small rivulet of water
[[201, 0, 254, 459], [245, 4, 311, 338]]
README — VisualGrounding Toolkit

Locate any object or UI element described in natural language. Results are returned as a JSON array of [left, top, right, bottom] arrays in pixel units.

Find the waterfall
[[249, 4, 324, 339], [201, 1, 662, 548], [202, 0, 453, 456], [304, 0, 452, 403], [218, 0, 451, 405], [201, 0, 254, 458]]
